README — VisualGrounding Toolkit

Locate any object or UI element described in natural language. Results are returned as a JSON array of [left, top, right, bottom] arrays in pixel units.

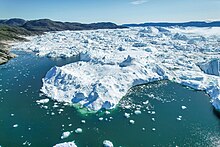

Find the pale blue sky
[[0, 0, 220, 24]]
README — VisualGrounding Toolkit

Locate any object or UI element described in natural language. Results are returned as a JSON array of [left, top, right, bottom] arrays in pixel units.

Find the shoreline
[[0, 41, 17, 65]]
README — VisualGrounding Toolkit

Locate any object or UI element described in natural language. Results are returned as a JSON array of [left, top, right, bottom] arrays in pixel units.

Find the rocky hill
[[123, 21, 220, 27], [0, 18, 126, 65]]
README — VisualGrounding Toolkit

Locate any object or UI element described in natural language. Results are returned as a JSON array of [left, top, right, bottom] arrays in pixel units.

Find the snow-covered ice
[[12, 27, 220, 112]]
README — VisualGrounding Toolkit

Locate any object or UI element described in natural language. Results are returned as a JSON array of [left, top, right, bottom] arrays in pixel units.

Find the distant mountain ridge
[[0, 18, 127, 65], [0, 18, 126, 32], [123, 21, 220, 27]]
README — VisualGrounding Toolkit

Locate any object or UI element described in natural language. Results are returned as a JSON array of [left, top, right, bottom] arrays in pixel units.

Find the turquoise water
[[0, 51, 220, 147]]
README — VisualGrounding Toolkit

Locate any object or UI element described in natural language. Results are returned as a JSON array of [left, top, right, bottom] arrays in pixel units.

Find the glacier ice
[[12, 27, 220, 112], [198, 59, 220, 76]]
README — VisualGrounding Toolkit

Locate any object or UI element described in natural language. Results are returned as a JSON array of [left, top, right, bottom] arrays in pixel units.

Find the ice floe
[[12, 27, 220, 112]]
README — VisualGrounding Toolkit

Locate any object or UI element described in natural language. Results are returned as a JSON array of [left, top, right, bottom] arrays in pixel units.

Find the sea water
[[0, 51, 219, 147]]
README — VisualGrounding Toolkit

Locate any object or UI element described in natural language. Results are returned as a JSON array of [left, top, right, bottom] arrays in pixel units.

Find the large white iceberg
[[12, 27, 220, 112], [41, 60, 168, 111]]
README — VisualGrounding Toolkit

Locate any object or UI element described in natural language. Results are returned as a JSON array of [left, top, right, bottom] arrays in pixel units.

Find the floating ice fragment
[[143, 100, 149, 105], [54, 141, 77, 147], [129, 120, 135, 124], [81, 120, 86, 124], [176, 116, 182, 121], [181, 106, 187, 110], [61, 131, 71, 139], [151, 111, 156, 114], [99, 117, 104, 121], [36, 98, 49, 104], [134, 110, 142, 115], [13, 124, 18, 128], [105, 111, 110, 115], [124, 105, 131, 109], [103, 140, 114, 147], [75, 128, 82, 134], [176, 118, 181, 121], [124, 113, 130, 118]]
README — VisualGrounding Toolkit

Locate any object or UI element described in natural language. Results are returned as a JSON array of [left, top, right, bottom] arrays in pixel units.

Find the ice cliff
[[13, 27, 220, 112]]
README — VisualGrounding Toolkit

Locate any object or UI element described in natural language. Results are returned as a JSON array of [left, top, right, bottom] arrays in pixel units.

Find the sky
[[0, 0, 220, 24]]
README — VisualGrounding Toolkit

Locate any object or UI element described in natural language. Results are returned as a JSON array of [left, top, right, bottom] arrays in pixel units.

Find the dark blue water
[[0, 51, 220, 147]]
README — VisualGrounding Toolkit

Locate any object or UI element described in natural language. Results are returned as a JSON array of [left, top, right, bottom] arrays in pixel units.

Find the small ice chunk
[[99, 117, 104, 121], [124, 105, 131, 109], [58, 109, 64, 112], [151, 118, 155, 121], [103, 140, 114, 147], [142, 128, 146, 131], [105, 111, 110, 115], [181, 106, 187, 110], [124, 113, 130, 118], [151, 111, 156, 114], [134, 110, 141, 115], [176, 117, 181, 121], [13, 124, 18, 128], [129, 120, 135, 124], [176, 116, 182, 121], [143, 100, 149, 105], [75, 128, 82, 134], [152, 128, 156, 131], [61, 131, 71, 139], [81, 120, 86, 124], [11, 113, 14, 116], [54, 141, 77, 147], [36, 98, 49, 104]]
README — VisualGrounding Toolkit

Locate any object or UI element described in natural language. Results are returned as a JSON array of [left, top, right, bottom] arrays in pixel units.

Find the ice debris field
[[13, 26, 220, 112]]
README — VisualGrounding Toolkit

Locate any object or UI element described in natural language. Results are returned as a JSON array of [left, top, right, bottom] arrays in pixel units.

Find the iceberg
[[41, 61, 167, 111], [198, 59, 220, 76], [12, 27, 220, 112]]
